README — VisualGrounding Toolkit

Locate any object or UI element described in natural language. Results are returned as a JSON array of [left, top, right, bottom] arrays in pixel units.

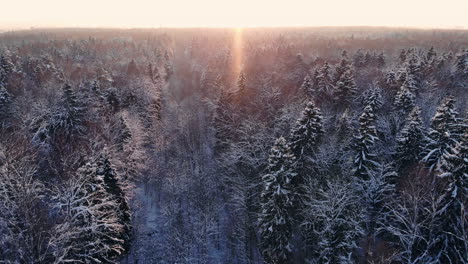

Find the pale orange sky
[[1, 0, 467, 29]]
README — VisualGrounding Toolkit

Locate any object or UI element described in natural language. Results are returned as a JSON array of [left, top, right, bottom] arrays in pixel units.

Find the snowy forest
[[0, 27, 466, 264]]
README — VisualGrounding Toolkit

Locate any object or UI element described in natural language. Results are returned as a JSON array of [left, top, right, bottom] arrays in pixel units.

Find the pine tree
[[259, 137, 297, 264], [421, 96, 459, 171], [395, 107, 425, 172], [333, 67, 357, 107], [354, 105, 380, 180], [289, 101, 324, 158]]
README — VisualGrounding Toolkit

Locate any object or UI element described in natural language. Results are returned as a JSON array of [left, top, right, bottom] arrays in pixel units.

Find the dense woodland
[[0, 27, 466, 264]]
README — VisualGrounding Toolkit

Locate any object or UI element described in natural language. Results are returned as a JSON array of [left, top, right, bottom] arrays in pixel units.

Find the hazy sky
[[1, 0, 467, 29]]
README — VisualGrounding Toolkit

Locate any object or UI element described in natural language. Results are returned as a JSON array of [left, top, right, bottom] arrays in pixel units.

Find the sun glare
[[233, 27, 244, 74]]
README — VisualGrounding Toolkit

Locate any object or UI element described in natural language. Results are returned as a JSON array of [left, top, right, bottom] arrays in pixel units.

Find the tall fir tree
[[259, 137, 297, 264]]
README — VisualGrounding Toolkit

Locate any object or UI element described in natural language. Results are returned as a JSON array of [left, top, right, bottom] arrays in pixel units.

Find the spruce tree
[[376, 52, 386, 68], [315, 62, 333, 98], [399, 49, 407, 64], [57, 83, 86, 138], [426, 46, 437, 63], [126, 59, 139, 75], [116, 116, 132, 151], [354, 105, 380, 180], [259, 137, 297, 264], [354, 49, 366, 67], [395, 107, 425, 172], [52, 162, 125, 263], [432, 127, 468, 263], [393, 84, 416, 113], [455, 49, 468, 78], [333, 67, 357, 107], [334, 53, 350, 82], [421, 96, 459, 171], [364, 87, 383, 112], [289, 101, 324, 158], [96, 154, 132, 254], [0, 85, 12, 127], [300, 74, 313, 99]]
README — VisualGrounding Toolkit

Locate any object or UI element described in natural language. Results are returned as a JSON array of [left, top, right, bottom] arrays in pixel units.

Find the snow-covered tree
[[126, 59, 139, 75], [376, 52, 386, 68], [393, 84, 416, 113], [315, 62, 333, 98], [431, 126, 468, 263], [356, 165, 397, 262], [382, 182, 436, 264], [426, 46, 437, 63], [289, 101, 324, 158], [334, 53, 351, 82], [354, 49, 366, 68], [50, 162, 126, 263], [259, 137, 297, 264], [395, 107, 425, 172], [301, 74, 313, 98], [0, 85, 12, 127], [0, 154, 47, 263], [302, 180, 365, 264], [354, 105, 380, 180], [116, 116, 132, 151], [56, 83, 87, 139], [333, 67, 357, 107], [364, 87, 383, 112], [421, 96, 459, 171], [455, 49, 467, 78], [96, 154, 132, 252]]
